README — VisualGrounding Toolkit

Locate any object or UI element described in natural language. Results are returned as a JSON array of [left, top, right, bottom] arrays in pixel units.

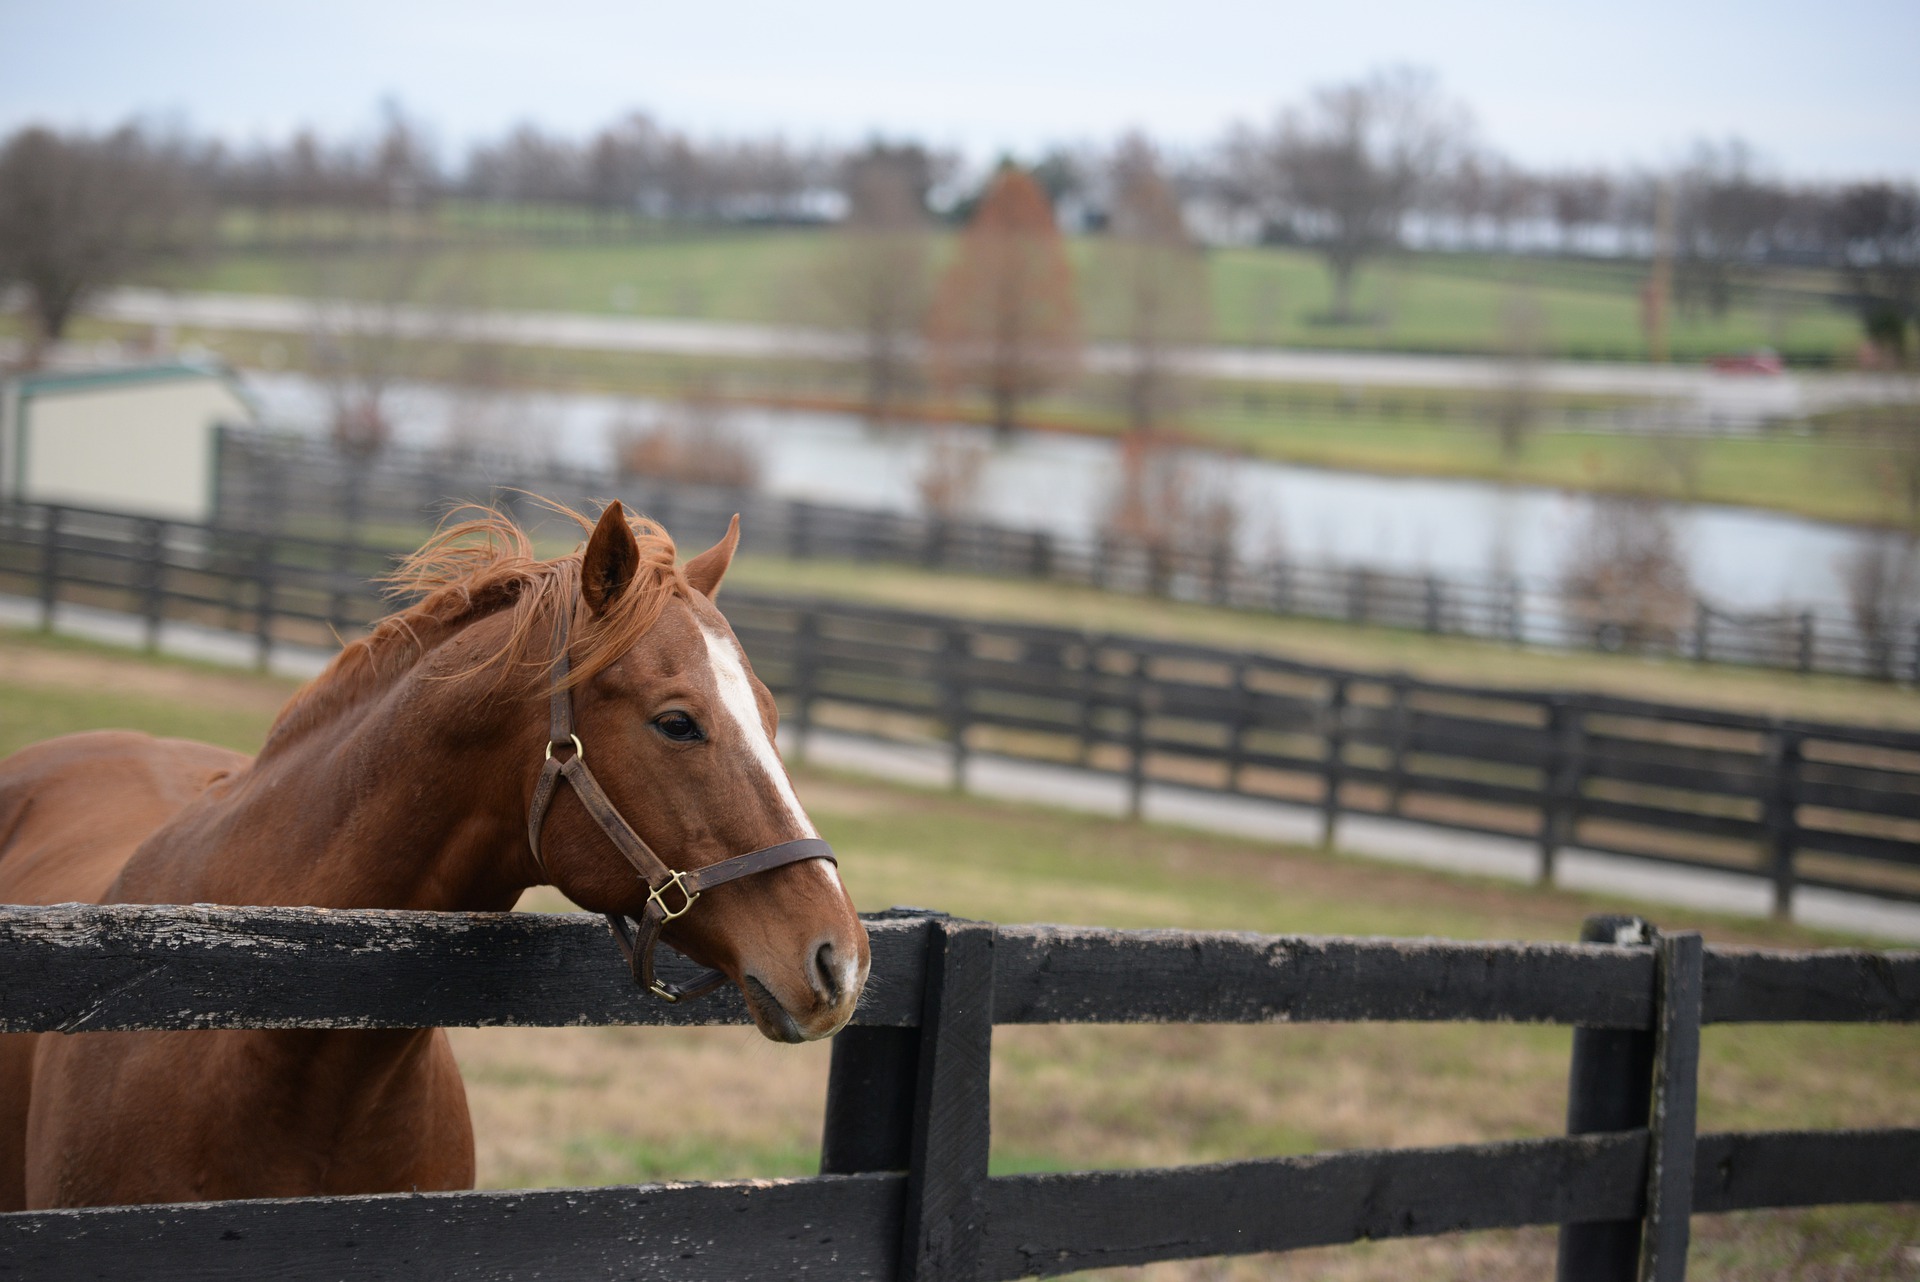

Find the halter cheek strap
[[526, 605, 836, 1003]]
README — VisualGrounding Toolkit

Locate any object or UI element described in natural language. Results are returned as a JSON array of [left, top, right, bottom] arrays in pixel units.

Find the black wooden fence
[[0, 904, 1914, 1280], [3, 501, 1919, 917], [212, 430, 1912, 681]]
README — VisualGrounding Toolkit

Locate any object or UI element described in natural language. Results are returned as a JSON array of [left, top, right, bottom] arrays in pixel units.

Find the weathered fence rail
[[723, 594, 1920, 914], [0, 905, 1915, 1280], [4, 500, 1920, 915], [211, 430, 1911, 681]]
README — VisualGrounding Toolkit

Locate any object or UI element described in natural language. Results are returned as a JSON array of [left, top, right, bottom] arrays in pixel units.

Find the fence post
[[790, 608, 818, 764], [1763, 729, 1802, 920], [1555, 913, 1657, 1282], [792, 502, 813, 562], [1797, 612, 1814, 674], [1424, 575, 1443, 634], [819, 911, 949, 1178], [37, 504, 62, 632], [1539, 697, 1586, 886], [899, 918, 995, 1282], [1386, 676, 1412, 815], [1692, 601, 1710, 663], [1319, 676, 1349, 848], [1639, 931, 1704, 1282], [944, 626, 971, 793], [139, 518, 166, 653], [1126, 647, 1150, 820], [252, 532, 276, 672], [1029, 531, 1052, 582], [1269, 559, 1292, 616], [1226, 658, 1251, 794]]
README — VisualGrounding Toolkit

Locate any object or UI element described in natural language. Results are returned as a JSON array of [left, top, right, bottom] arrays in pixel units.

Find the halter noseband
[[525, 604, 836, 1003]]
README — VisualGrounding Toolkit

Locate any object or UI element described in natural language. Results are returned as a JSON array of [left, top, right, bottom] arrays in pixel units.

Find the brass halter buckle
[[647, 869, 700, 922]]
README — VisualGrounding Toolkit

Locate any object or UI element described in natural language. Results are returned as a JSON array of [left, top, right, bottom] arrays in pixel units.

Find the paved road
[[9, 591, 1916, 944], [97, 288, 1915, 417]]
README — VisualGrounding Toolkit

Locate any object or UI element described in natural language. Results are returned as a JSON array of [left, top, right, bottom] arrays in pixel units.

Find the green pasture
[[0, 628, 1913, 1277], [142, 226, 1866, 364]]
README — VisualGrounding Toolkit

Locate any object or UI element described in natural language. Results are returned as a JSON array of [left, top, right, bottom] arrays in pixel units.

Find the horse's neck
[[117, 633, 540, 912]]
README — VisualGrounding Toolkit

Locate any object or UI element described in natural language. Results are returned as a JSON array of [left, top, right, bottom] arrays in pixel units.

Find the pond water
[[241, 372, 1872, 612]]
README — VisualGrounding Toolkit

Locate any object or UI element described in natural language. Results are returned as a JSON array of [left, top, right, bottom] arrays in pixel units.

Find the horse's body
[[0, 504, 867, 1210]]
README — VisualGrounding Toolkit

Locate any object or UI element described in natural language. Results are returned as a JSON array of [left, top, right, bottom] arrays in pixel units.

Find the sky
[[2, 0, 1916, 181]]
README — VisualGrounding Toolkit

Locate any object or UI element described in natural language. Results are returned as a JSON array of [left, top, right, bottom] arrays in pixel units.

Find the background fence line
[[211, 429, 1917, 682], [0, 903, 1914, 1280], [3, 499, 1919, 917]]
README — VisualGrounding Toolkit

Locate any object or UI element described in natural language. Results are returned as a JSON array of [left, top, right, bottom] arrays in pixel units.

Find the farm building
[[0, 361, 255, 523]]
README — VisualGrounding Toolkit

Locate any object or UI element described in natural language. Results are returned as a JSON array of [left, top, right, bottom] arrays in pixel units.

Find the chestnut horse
[[0, 502, 867, 1210]]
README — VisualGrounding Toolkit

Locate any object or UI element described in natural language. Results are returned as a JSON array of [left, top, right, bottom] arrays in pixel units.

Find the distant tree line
[[2, 72, 1917, 359]]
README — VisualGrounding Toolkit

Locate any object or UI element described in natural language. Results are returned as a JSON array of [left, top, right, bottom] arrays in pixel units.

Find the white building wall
[[17, 377, 251, 522]]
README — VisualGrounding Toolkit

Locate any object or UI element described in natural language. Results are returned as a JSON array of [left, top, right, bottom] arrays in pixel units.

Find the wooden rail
[[0, 905, 1914, 1280], [4, 501, 1920, 914]]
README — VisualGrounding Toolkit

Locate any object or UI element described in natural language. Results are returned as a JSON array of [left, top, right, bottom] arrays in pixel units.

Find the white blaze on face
[[698, 623, 842, 888]]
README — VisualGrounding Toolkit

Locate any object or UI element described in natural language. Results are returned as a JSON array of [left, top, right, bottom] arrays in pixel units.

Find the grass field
[[1, 628, 1914, 1278], [140, 227, 1867, 365]]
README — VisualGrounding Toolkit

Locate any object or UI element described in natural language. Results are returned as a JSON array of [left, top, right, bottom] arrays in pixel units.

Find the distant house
[[0, 362, 256, 523]]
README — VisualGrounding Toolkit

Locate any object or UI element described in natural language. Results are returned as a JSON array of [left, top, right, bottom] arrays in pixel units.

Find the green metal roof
[[9, 361, 241, 400]]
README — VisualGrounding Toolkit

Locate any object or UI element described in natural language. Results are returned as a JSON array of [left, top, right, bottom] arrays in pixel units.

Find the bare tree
[[1261, 68, 1468, 323], [0, 124, 207, 361], [1546, 171, 1613, 256], [1560, 496, 1695, 650], [816, 145, 935, 423], [1489, 286, 1546, 465], [1828, 182, 1920, 360], [1100, 135, 1210, 435], [1672, 140, 1785, 319], [1840, 530, 1918, 677], [613, 379, 759, 489], [926, 165, 1082, 435]]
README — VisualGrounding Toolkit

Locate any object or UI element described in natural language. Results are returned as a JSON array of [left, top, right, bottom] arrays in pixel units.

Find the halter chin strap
[[525, 603, 836, 1003]]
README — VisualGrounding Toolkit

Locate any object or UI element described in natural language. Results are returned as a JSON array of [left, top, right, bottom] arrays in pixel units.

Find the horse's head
[[531, 505, 867, 1042]]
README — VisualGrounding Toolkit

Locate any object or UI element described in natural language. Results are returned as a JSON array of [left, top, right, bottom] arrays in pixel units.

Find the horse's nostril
[[811, 940, 840, 1006]]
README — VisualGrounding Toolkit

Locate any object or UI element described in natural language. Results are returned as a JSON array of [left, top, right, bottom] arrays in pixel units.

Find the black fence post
[[1555, 913, 1657, 1282], [1424, 575, 1443, 634], [139, 518, 166, 653], [1797, 612, 1814, 675], [1639, 931, 1704, 1282], [789, 609, 817, 764], [819, 910, 950, 1179], [37, 504, 62, 632], [899, 918, 995, 1282], [1540, 697, 1585, 886], [1692, 602, 1710, 663], [1763, 729, 1802, 920], [1126, 648, 1150, 821], [1386, 676, 1412, 815], [1320, 676, 1349, 848], [944, 626, 970, 793], [1226, 657, 1251, 794], [252, 532, 276, 672]]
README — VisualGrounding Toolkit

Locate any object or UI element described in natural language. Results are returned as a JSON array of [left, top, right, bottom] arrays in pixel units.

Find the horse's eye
[[653, 711, 703, 742]]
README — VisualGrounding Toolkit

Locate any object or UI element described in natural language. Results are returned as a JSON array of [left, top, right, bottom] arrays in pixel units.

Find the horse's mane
[[262, 501, 687, 754]]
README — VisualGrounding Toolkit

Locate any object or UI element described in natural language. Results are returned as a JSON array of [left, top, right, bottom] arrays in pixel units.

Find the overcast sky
[[2, 0, 1915, 180]]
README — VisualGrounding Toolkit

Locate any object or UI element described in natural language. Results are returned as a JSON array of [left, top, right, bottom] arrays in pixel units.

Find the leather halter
[[525, 603, 836, 1003]]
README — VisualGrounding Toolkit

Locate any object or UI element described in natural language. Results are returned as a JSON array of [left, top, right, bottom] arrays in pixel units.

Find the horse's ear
[[682, 514, 740, 598], [581, 502, 641, 616]]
